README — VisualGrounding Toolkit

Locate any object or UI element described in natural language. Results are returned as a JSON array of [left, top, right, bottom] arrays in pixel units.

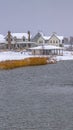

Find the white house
[[31, 32, 45, 45], [47, 32, 64, 46], [5, 31, 36, 49], [32, 32, 64, 47]]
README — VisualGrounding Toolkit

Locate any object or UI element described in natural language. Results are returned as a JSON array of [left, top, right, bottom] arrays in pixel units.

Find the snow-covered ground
[[0, 51, 33, 61], [56, 51, 73, 61], [0, 51, 73, 62]]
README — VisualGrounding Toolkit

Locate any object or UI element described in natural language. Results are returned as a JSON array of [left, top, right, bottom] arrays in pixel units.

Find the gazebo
[[28, 45, 63, 55]]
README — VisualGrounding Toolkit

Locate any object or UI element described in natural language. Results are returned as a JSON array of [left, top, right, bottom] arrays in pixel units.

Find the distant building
[[32, 32, 64, 47], [0, 31, 66, 50], [31, 32, 45, 45], [47, 32, 64, 46], [5, 31, 36, 50], [63, 37, 69, 44], [70, 36, 73, 44], [68, 36, 73, 50]]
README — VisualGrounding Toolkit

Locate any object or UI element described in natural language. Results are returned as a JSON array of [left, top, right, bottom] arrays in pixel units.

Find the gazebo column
[[57, 49, 58, 55], [53, 49, 54, 55], [55, 49, 56, 55], [62, 49, 63, 55], [56, 49, 58, 55], [54, 49, 55, 55], [59, 49, 60, 55]]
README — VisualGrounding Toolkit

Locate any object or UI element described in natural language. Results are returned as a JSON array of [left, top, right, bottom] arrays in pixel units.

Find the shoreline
[[0, 50, 73, 69], [0, 57, 73, 70], [0, 57, 48, 69]]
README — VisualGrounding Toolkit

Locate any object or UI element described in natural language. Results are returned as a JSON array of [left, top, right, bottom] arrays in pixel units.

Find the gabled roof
[[57, 36, 64, 40], [11, 33, 29, 39], [32, 32, 64, 42], [31, 32, 50, 42], [49, 33, 64, 41], [43, 36, 50, 40], [31, 32, 43, 42], [37, 32, 50, 40]]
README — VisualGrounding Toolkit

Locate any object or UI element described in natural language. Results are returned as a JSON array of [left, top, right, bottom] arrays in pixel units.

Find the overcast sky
[[0, 0, 73, 36]]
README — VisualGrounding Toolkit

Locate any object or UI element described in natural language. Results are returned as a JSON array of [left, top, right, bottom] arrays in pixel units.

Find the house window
[[56, 41, 58, 43], [50, 40, 52, 43], [62, 39, 64, 43], [45, 40, 48, 43], [6, 38, 8, 41], [39, 40, 43, 43], [14, 36, 17, 41], [53, 40, 55, 43], [11, 38, 13, 41], [23, 37, 25, 41]]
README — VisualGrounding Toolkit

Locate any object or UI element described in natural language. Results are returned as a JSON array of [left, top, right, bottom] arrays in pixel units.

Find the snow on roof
[[39, 32, 50, 40], [11, 33, 29, 39], [15, 41, 36, 44], [29, 45, 63, 50], [54, 33, 64, 40], [57, 36, 64, 40], [43, 36, 50, 40], [43, 35, 63, 41], [41, 32, 64, 41], [50, 33, 64, 41], [0, 34, 5, 43], [32, 32, 64, 41]]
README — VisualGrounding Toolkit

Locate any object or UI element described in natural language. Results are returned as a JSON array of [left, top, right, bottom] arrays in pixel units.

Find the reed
[[0, 57, 48, 69]]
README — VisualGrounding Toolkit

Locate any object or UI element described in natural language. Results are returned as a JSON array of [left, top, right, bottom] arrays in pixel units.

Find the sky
[[0, 0, 73, 36]]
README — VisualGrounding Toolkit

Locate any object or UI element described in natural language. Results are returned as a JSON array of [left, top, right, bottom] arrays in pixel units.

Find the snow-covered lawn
[[56, 51, 73, 61], [0, 51, 32, 61], [0, 51, 73, 62]]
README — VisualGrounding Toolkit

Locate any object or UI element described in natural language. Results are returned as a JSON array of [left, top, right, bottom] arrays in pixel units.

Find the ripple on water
[[0, 60, 73, 129]]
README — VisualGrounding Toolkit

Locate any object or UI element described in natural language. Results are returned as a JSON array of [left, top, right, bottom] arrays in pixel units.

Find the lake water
[[0, 60, 73, 130]]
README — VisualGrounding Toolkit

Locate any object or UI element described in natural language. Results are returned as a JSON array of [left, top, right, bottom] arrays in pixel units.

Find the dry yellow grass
[[0, 57, 48, 69]]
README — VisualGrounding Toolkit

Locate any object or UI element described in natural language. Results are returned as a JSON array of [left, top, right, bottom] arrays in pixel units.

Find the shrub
[[0, 57, 48, 69]]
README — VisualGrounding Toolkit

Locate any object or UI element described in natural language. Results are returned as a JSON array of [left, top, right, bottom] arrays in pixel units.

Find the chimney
[[8, 31, 11, 50], [28, 31, 30, 41]]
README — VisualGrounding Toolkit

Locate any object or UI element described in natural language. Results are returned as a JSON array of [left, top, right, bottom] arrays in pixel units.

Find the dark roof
[[31, 32, 42, 42]]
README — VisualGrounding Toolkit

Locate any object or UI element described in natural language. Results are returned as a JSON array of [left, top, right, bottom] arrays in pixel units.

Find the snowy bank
[[0, 51, 73, 62], [0, 51, 48, 69], [56, 51, 73, 61]]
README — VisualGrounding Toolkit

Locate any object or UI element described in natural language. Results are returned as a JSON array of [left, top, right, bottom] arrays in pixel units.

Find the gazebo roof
[[29, 45, 63, 50]]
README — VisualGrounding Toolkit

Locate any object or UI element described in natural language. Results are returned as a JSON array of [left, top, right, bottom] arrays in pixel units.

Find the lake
[[0, 60, 73, 130]]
